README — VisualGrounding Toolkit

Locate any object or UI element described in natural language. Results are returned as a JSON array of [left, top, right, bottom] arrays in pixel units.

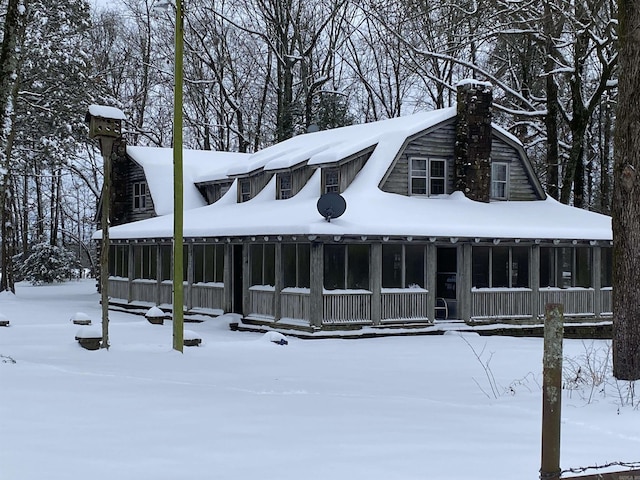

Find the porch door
[[436, 247, 457, 318], [232, 244, 243, 314]]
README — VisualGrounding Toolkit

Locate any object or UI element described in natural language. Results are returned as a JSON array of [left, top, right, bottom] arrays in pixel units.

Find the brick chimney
[[454, 80, 493, 202]]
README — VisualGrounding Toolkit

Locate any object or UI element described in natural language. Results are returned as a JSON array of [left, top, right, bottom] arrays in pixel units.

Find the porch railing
[[131, 279, 157, 304], [600, 287, 612, 316], [471, 288, 532, 320], [539, 288, 594, 316], [191, 282, 224, 311], [323, 290, 371, 324], [249, 286, 274, 318], [381, 288, 429, 322], [281, 288, 311, 323], [108, 277, 129, 300]]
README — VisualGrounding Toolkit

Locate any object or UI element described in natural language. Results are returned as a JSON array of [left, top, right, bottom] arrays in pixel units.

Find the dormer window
[[239, 178, 251, 202], [410, 158, 446, 196], [324, 167, 340, 193], [491, 162, 508, 199], [133, 181, 147, 210], [278, 172, 292, 199]]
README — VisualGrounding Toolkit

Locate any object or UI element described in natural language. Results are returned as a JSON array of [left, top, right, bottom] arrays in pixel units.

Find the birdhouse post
[[85, 105, 126, 350]]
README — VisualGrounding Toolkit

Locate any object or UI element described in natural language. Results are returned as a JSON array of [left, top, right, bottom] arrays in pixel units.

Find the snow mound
[[261, 331, 288, 345]]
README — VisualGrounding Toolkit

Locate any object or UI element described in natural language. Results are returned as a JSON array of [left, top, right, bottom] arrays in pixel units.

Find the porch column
[[156, 244, 162, 305], [186, 243, 193, 310], [592, 245, 602, 318], [426, 243, 436, 321], [459, 244, 472, 322], [310, 241, 323, 328], [127, 244, 134, 303], [274, 243, 282, 321], [531, 244, 540, 321], [370, 242, 382, 326], [242, 242, 250, 317], [223, 243, 232, 314]]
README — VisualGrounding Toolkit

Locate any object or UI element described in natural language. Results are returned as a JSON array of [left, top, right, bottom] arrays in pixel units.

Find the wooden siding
[[381, 121, 538, 201], [292, 167, 314, 197], [159, 282, 172, 305], [196, 181, 232, 205], [131, 279, 157, 303], [119, 159, 156, 224], [491, 136, 537, 201], [600, 288, 612, 315], [381, 290, 430, 322]]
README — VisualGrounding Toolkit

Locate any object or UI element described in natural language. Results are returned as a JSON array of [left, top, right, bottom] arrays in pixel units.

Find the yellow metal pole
[[172, 0, 184, 352]]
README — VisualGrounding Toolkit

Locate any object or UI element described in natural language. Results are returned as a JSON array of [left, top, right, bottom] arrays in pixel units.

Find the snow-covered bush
[[17, 243, 79, 285]]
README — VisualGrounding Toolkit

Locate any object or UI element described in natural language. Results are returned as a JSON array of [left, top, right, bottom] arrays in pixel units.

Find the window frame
[[133, 181, 147, 211], [491, 162, 509, 200], [323, 167, 340, 193], [277, 172, 293, 199], [472, 245, 530, 288], [238, 178, 251, 203], [410, 157, 447, 196]]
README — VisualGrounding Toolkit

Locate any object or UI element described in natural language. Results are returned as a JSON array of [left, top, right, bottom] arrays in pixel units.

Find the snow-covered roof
[[88, 104, 126, 120], [104, 108, 611, 242], [127, 146, 249, 215]]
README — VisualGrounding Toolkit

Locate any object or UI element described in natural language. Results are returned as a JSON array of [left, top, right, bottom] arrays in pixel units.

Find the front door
[[436, 247, 457, 319], [232, 244, 243, 314]]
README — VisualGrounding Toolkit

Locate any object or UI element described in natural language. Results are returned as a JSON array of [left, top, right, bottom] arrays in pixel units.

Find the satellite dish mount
[[317, 192, 347, 222]]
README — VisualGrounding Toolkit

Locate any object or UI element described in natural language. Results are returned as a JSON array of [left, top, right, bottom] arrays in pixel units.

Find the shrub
[[18, 243, 79, 285]]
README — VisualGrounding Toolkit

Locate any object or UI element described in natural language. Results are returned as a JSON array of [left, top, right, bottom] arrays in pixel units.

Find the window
[[324, 167, 340, 193], [540, 247, 592, 288], [472, 246, 529, 288], [133, 245, 157, 280], [239, 179, 251, 202], [324, 244, 370, 290], [278, 172, 293, 199], [109, 245, 129, 277], [250, 244, 275, 286], [411, 158, 446, 196], [193, 244, 224, 283], [133, 182, 147, 210], [491, 163, 508, 199], [283, 243, 310, 288], [382, 244, 425, 288], [160, 244, 188, 281]]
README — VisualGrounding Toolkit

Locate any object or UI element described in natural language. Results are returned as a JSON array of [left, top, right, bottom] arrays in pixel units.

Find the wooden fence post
[[541, 303, 564, 480]]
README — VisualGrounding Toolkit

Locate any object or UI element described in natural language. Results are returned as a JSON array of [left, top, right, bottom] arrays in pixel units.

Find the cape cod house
[[95, 82, 613, 333]]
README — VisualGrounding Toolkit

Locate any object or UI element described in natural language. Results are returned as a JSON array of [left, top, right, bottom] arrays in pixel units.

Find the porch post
[[223, 242, 232, 313], [459, 244, 472, 322], [156, 244, 162, 305], [370, 242, 382, 326], [274, 243, 282, 321], [531, 244, 541, 321], [310, 241, 323, 328], [426, 243, 436, 321], [592, 245, 602, 318], [186, 242, 193, 310], [127, 244, 134, 303], [242, 242, 250, 317]]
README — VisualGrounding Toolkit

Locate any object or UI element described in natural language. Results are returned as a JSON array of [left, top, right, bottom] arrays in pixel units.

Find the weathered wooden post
[[85, 105, 126, 350], [540, 303, 564, 480]]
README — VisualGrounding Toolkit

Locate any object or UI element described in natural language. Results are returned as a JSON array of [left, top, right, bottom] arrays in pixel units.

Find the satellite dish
[[317, 192, 346, 222]]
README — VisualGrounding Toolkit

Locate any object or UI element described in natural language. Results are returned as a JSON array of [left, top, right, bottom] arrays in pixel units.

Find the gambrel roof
[[104, 108, 612, 242]]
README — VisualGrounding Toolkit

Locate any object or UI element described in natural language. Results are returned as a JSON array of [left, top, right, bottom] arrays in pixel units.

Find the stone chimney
[[454, 80, 493, 202]]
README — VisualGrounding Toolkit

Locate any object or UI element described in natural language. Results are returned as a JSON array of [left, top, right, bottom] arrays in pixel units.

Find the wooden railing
[[471, 288, 532, 320], [131, 279, 157, 304], [323, 291, 371, 324], [159, 281, 172, 305], [600, 288, 612, 316], [381, 289, 429, 322], [539, 288, 594, 316], [108, 277, 129, 300], [191, 282, 224, 310], [249, 286, 274, 318], [281, 289, 310, 323]]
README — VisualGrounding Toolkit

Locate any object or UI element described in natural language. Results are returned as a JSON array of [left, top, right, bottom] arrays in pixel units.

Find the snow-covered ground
[[0, 280, 638, 480]]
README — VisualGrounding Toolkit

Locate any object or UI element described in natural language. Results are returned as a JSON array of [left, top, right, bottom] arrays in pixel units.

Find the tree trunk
[[612, 0, 640, 381]]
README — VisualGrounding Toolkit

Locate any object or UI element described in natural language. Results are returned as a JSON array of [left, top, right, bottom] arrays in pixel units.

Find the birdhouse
[[85, 104, 126, 139]]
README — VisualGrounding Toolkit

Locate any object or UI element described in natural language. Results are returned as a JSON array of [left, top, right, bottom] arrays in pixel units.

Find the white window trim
[[409, 157, 447, 196], [491, 162, 509, 200]]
